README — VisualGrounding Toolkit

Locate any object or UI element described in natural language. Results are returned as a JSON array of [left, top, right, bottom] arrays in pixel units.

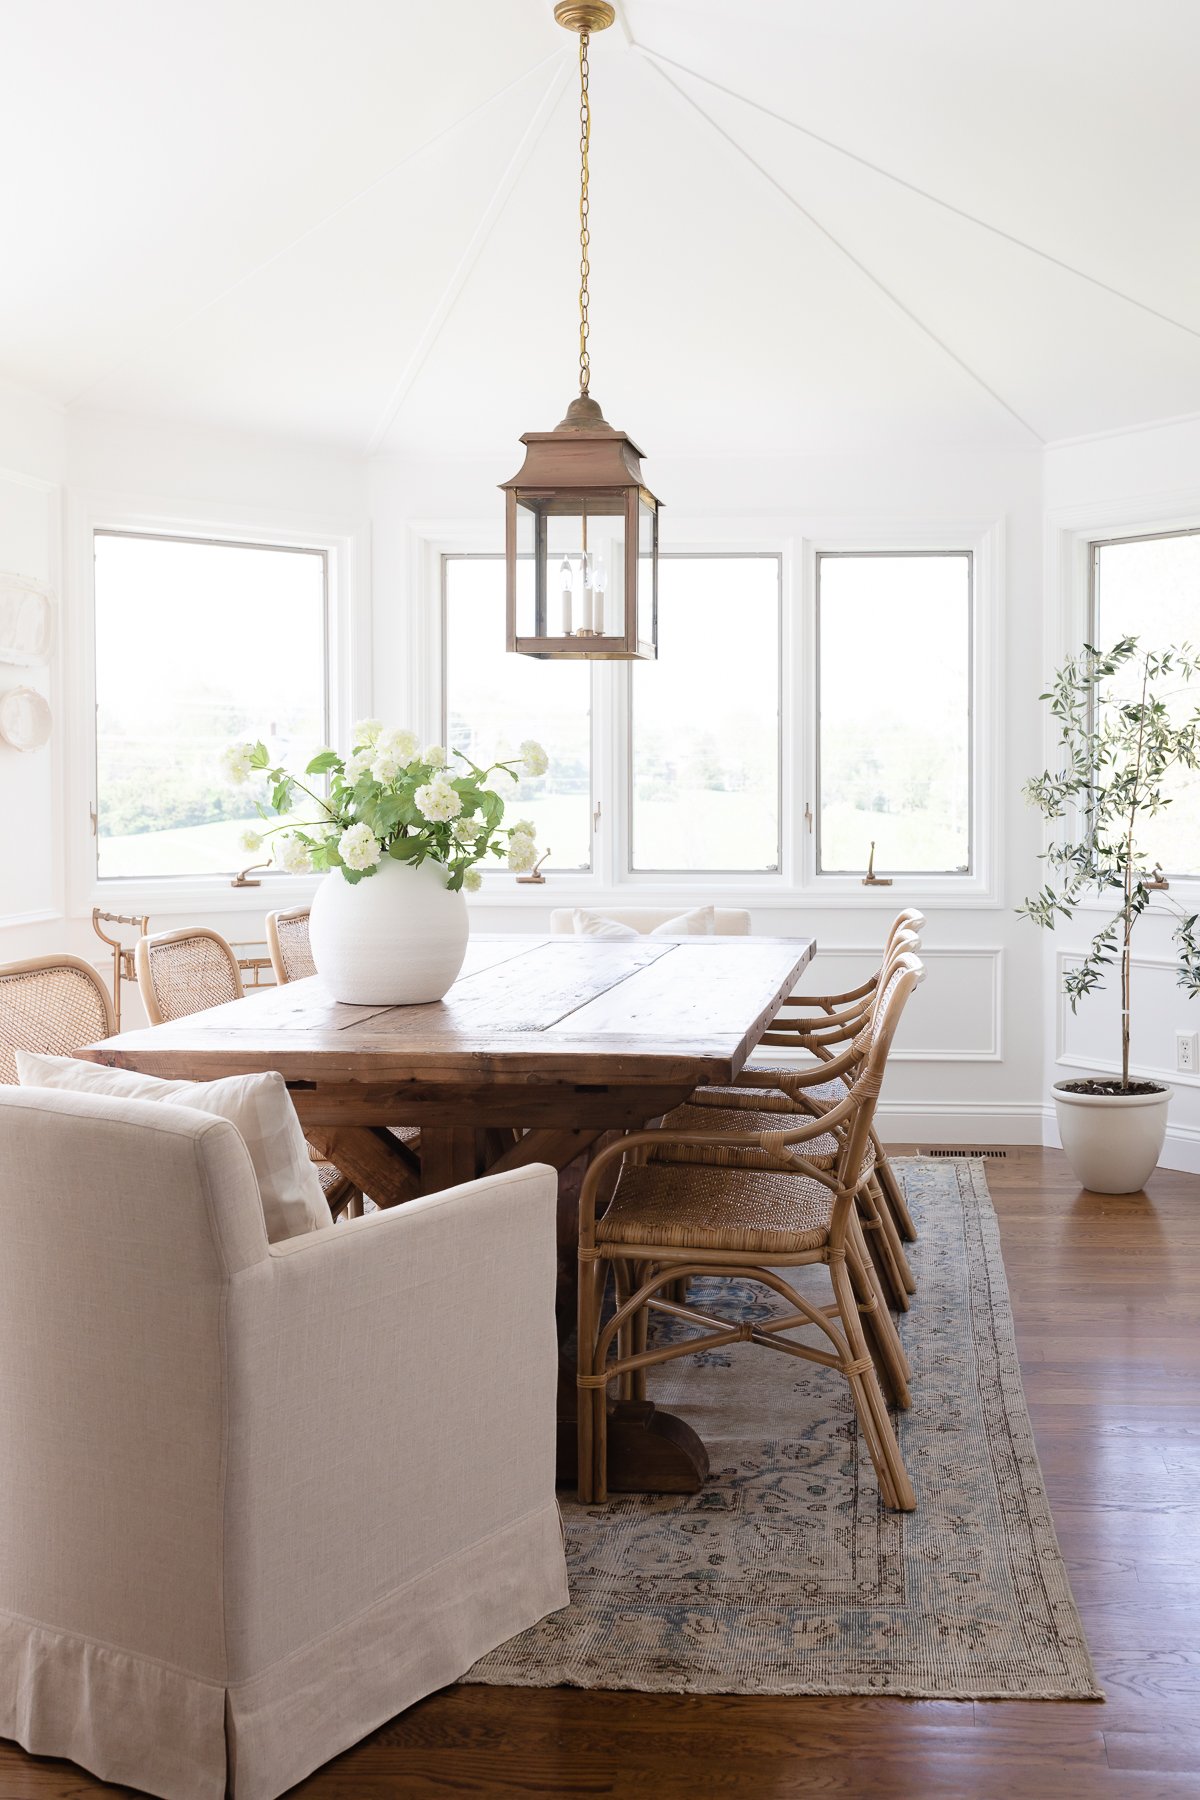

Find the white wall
[[1043, 417, 1200, 1171], [370, 442, 1050, 1148], [0, 383, 65, 948]]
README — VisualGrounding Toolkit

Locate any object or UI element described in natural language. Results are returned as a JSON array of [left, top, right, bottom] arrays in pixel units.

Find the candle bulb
[[581, 549, 593, 633], [559, 557, 573, 636], [591, 555, 606, 636]]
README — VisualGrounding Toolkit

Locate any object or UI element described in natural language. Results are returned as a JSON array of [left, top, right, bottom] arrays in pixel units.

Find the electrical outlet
[[1177, 1030, 1198, 1074]]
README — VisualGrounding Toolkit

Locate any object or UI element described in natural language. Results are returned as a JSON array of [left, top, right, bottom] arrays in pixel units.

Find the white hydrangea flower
[[345, 748, 373, 783], [423, 744, 448, 770], [453, 817, 481, 846], [519, 739, 548, 778], [370, 748, 404, 784], [352, 718, 382, 748], [507, 831, 538, 873], [377, 726, 419, 763], [463, 866, 482, 892], [220, 742, 255, 785], [238, 828, 263, 853], [511, 818, 535, 837], [414, 777, 463, 823], [338, 822, 382, 871], [275, 833, 313, 875]]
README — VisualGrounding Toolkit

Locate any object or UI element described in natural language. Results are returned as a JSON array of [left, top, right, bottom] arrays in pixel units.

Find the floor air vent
[[920, 1147, 1008, 1159]]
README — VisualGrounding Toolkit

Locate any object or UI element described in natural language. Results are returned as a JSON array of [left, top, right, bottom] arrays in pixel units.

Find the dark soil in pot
[[1055, 1078, 1168, 1097]]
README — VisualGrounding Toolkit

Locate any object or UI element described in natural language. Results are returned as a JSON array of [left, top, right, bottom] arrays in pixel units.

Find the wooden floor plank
[[0, 1145, 1197, 1797]]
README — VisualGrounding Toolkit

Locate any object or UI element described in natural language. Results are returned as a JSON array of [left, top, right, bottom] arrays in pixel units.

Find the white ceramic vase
[[308, 856, 469, 1005], [1052, 1081, 1172, 1194]]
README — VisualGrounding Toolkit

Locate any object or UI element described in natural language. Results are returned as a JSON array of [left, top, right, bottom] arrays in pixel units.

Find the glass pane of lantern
[[544, 498, 625, 641], [512, 498, 538, 638], [637, 492, 657, 652]]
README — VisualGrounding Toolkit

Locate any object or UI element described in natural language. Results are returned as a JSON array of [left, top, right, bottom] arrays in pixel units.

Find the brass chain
[[578, 29, 592, 395]]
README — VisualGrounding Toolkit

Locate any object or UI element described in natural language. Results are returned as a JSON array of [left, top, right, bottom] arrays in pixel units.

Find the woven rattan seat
[[0, 957, 115, 1085], [597, 1161, 834, 1255], [653, 1101, 838, 1169]]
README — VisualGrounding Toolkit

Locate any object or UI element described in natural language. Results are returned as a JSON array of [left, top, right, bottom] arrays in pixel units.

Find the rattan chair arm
[[775, 976, 877, 1011]]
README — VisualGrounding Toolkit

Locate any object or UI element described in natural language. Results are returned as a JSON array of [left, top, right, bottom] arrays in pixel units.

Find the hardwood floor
[[2, 1146, 1198, 1798]]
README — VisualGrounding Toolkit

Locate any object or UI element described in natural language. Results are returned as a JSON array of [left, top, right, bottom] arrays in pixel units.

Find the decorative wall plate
[[0, 685, 52, 751], [0, 573, 55, 665]]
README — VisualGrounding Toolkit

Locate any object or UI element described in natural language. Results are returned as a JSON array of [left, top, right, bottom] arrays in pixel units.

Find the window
[[816, 551, 972, 875], [93, 531, 328, 880], [1091, 528, 1200, 877], [443, 556, 592, 870], [630, 555, 780, 872]]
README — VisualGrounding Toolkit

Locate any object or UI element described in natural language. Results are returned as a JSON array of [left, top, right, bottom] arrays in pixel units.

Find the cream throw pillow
[[648, 906, 717, 937], [572, 909, 639, 940], [15, 1052, 331, 1244]]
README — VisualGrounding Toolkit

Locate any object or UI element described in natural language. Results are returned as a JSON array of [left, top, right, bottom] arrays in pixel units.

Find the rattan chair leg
[[874, 1140, 918, 1242], [867, 1172, 917, 1296], [631, 1262, 650, 1403], [577, 1254, 605, 1503], [614, 1260, 637, 1402], [856, 1187, 911, 1314], [847, 1227, 911, 1410], [829, 1252, 916, 1511]]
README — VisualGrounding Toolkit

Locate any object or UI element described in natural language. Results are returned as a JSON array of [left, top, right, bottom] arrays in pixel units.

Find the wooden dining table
[[78, 931, 816, 1493]]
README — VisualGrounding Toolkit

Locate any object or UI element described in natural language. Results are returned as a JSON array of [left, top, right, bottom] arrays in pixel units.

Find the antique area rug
[[465, 1157, 1101, 1700]]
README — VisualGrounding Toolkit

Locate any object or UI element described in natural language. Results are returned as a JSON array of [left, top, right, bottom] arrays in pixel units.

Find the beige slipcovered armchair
[[0, 1086, 568, 1800]]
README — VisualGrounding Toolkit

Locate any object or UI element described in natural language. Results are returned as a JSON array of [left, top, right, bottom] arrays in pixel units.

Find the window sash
[[92, 528, 330, 883], [815, 548, 974, 878], [626, 551, 783, 876], [441, 552, 596, 874], [1088, 524, 1200, 879]]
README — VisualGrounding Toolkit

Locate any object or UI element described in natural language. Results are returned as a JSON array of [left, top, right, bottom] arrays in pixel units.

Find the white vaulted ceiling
[[4, 0, 1200, 455]]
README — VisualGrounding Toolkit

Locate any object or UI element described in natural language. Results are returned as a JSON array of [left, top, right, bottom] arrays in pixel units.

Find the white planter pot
[[308, 856, 469, 1005], [1052, 1082, 1172, 1194]]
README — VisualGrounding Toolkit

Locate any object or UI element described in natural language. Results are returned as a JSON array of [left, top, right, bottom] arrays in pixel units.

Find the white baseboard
[[873, 1098, 1200, 1177], [873, 1100, 1050, 1147]]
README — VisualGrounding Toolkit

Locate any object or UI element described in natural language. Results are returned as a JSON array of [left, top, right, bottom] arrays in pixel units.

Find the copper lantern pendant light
[[501, 1, 660, 660]]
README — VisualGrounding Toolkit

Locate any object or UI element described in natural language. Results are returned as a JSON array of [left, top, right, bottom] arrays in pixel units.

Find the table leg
[[304, 1127, 420, 1209]]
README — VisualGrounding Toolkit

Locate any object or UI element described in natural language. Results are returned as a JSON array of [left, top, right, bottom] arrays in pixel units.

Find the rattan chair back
[[0, 955, 115, 1085], [135, 927, 244, 1026], [265, 908, 316, 985]]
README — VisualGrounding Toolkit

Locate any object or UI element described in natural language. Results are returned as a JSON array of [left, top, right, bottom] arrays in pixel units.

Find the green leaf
[[305, 750, 342, 775]]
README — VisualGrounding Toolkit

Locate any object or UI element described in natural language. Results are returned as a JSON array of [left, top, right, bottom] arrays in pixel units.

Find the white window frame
[[813, 545, 975, 881], [1045, 493, 1200, 908], [66, 494, 369, 918], [420, 512, 1002, 910]]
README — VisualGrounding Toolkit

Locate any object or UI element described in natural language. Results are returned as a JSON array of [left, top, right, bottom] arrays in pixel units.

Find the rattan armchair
[[0, 955, 115, 1085], [577, 954, 924, 1512]]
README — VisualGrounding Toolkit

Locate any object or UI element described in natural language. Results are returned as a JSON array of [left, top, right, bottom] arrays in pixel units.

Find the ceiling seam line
[[641, 47, 1200, 347], [644, 57, 1045, 446], [364, 58, 573, 454], [63, 47, 570, 412]]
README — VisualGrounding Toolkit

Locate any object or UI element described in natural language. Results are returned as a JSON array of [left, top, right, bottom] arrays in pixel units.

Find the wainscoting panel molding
[[795, 946, 1003, 1062]]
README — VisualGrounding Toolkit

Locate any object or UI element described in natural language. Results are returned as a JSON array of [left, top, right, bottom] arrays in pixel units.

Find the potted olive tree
[[1022, 637, 1200, 1193]]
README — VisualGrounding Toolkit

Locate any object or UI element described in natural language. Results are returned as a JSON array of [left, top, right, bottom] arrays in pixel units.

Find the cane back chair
[[0, 955, 116, 1085], [265, 907, 317, 985], [577, 953, 924, 1512]]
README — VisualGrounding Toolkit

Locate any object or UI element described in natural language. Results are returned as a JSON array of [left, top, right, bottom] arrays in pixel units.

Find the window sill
[[87, 873, 321, 917]]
